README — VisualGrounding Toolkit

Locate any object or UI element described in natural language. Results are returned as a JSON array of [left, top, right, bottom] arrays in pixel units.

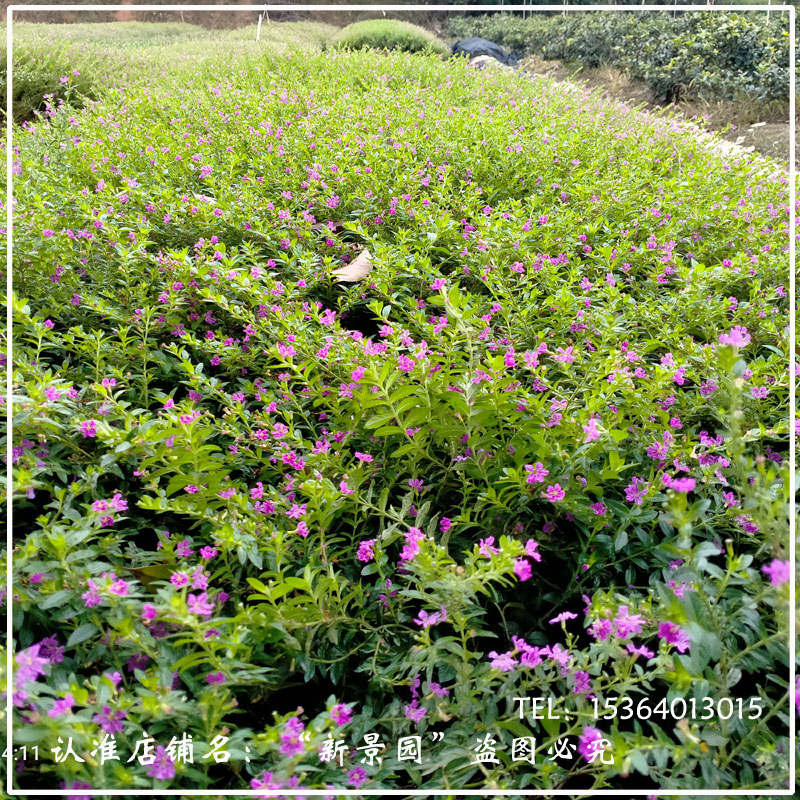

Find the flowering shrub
[[6, 22, 792, 794]]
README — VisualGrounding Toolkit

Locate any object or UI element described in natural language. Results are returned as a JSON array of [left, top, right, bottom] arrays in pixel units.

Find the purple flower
[[330, 703, 352, 726], [524, 462, 549, 484], [718, 326, 751, 347], [147, 746, 175, 780], [657, 621, 690, 653], [626, 643, 655, 659], [49, 694, 75, 717], [93, 705, 126, 733], [356, 538, 376, 563], [613, 606, 646, 639], [488, 650, 518, 671], [624, 476, 649, 505], [187, 592, 214, 618], [108, 579, 130, 596], [583, 418, 601, 442], [663, 474, 696, 493], [762, 559, 790, 587], [479, 536, 499, 557], [518, 541, 539, 563], [170, 571, 189, 588], [105, 671, 122, 686], [403, 703, 427, 722], [176, 539, 194, 557], [414, 605, 447, 628], [80, 420, 98, 438], [279, 716, 305, 757], [348, 766, 368, 788], [14, 644, 49, 684], [577, 726, 607, 763], [205, 672, 226, 684], [589, 618, 613, 641], [549, 611, 578, 625], [543, 483, 565, 502], [126, 653, 149, 672], [514, 558, 532, 582], [572, 670, 591, 694], [589, 501, 607, 516], [38, 635, 64, 664]]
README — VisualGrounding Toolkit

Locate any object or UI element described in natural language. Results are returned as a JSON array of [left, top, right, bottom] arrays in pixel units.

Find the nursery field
[[6, 19, 794, 796]]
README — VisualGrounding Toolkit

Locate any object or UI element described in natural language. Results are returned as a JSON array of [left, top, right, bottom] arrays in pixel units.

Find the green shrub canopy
[[331, 19, 449, 56]]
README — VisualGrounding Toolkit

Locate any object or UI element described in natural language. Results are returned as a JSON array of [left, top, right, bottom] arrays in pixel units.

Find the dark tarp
[[451, 37, 518, 67]]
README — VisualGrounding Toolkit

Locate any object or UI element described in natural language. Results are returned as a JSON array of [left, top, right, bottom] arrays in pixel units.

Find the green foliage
[[331, 19, 449, 56], [0, 38, 98, 123], [446, 11, 794, 102], [5, 24, 791, 795]]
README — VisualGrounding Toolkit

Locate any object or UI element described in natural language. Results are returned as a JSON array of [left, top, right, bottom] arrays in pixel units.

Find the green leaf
[[67, 623, 98, 647]]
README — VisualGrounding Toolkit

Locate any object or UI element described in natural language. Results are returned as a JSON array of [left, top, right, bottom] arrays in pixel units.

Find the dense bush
[[331, 19, 449, 56], [0, 38, 98, 123], [7, 24, 792, 795], [446, 11, 794, 102]]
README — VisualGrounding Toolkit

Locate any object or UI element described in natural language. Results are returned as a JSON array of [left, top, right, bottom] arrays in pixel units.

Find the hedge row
[[446, 11, 793, 102]]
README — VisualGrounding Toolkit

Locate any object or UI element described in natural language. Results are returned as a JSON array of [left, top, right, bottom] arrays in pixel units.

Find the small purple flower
[[524, 462, 549, 484], [524, 538, 542, 561], [15, 643, 49, 684], [80, 420, 98, 438], [176, 539, 194, 557], [49, 694, 75, 717], [356, 538, 376, 563], [488, 650, 518, 671], [613, 606, 646, 639], [126, 653, 149, 672], [348, 766, 368, 788], [514, 558, 532, 582], [718, 326, 751, 347], [762, 559, 790, 587], [330, 703, 352, 726], [479, 536, 499, 557], [543, 483, 565, 502], [626, 642, 655, 659], [93, 705, 127, 734], [147, 746, 175, 780], [577, 726, 608, 763], [657, 621, 691, 653], [205, 672, 226, 684], [549, 611, 578, 625], [403, 703, 427, 722], [187, 592, 214, 618], [572, 670, 592, 694], [589, 618, 613, 641]]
